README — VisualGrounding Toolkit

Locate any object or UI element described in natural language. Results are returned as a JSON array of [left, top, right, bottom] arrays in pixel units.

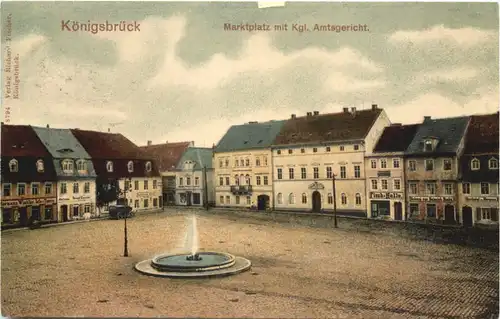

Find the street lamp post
[[332, 173, 338, 228], [123, 178, 131, 257]]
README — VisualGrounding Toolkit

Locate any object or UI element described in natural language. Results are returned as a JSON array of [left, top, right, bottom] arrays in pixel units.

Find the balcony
[[230, 185, 253, 195]]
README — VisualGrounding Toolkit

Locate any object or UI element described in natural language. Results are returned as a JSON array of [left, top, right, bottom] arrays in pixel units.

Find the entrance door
[[257, 195, 270, 211], [394, 202, 403, 220], [444, 205, 455, 224], [462, 206, 473, 227], [186, 192, 192, 206], [19, 207, 28, 226], [61, 205, 68, 222], [31, 206, 41, 220], [312, 191, 322, 213], [73, 205, 79, 218]]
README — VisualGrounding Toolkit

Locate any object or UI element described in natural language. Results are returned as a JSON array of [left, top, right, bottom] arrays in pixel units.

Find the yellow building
[[213, 120, 286, 210]]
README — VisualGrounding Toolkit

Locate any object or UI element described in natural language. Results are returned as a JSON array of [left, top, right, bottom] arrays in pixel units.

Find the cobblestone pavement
[[1, 209, 498, 318]]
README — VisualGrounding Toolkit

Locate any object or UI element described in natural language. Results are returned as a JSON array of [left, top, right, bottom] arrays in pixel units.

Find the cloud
[[324, 72, 386, 92], [388, 25, 496, 47], [412, 67, 479, 85], [10, 34, 47, 59]]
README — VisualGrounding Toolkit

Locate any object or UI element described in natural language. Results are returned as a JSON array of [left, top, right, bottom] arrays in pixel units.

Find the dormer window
[[127, 161, 134, 173], [471, 158, 480, 171], [106, 161, 114, 172], [76, 159, 87, 172], [36, 159, 44, 172], [62, 159, 74, 173], [9, 159, 18, 172], [488, 158, 498, 170], [145, 161, 152, 172], [424, 140, 433, 152]]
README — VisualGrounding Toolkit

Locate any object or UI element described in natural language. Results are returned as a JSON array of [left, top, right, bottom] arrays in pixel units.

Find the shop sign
[[377, 171, 391, 177], [136, 192, 154, 198], [465, 196, 498, 201], [370, 192, 403, 200], [1, 197, 57, 208], [409, 196, 454, 201]]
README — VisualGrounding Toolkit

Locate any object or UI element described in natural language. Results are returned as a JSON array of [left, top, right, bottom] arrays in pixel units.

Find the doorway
[[462, 206, 473, 227], [257, 195, 270, 211], [444, 204, 456, 224], [73, 205, 79, 218], [61, 205, 68, 222], [394, 202, 403, 220], [371, 200, 390, 218], [312, 191, 322, 212], [186, 192, 192, 206], [31, 206, 41, 220], [19, 207, 28, 226]]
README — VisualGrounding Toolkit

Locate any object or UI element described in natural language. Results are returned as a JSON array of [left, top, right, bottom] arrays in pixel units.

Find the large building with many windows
[[1, 124, 58, 229], [458, 112, 499, 226], [213, 120, 286, 210], [272, 105, 390, 216], [404, 116, 470, 223], [32, 126, 98, 221], [71, 129, 161, 214], [365, 123, 420, 220]]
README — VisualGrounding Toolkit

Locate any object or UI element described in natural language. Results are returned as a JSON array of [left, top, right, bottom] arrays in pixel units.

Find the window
[[145, 161, 152, 172], [3, 184, 11, 197], [153, 198, 158, 207], [301, 167, 307, 179], [381, 180, 388, 190], [424, 140, 433, 152], [425, 183, 436, 195], [443, 159, 452, 171], [256, 176, 261, 185], [393, 179, 401, 190], [288, 149, 293, 154], [289, 168, 294, 179], [235, 196, 240, 204], [354, 165, 361, 178], [234, 175, 239, 185], [106, 161, 113, 172], [127, 161, 134, 173], [60, 183, 67, 194], [393, 159, 400, 168], [44, 207, 53, 220], [84, 205, 91, 213], [340, 166, 346, 179], [218, 177, 222, 186], [235, 159, 239, 167], [444, 183, 453, 195], [244, 175, 250, 185], [144, 199, 149, 208], [489, 158, 498, 170], [277, 168, 283, 180], [277, 150, 281, 155], [256, 158, 261, 166], [480, 182, 490, 195], [9, 159, 18, 172], [31, 183, 39, 196], [425, 159, 434, 171], [225, 159, 229, 167], [370, 160, 377, 169], [326, 167, 332, 179], [313, 167, 319, 179], [355, 193, 362, 205], [380, 159, 387, 169], [246, 196, 251, 205], [325, 147, 331, 152], [408, 160, 416, 171], [409, 183, 417, 194], [481, 208, 491, 220], [462, 183, 471, 195], [73, 183, 79, 194], [264, 157, 268, 166], [409, 204, 419, 217], [471, 158, 480, 170], [263, 176, 268, 185], [313, 148, 318, 153], [194, 177, 199, 186], [2, 208, 12, 224], [354, 145, 359, 151], [84, 182, 90, 193], [277, 193, 283, 204], [225, 177, 230, 185], [135, 200, 139, 208], [340, 146, 345, 151], [219, 196, 224, 204], [240, 159, 244, 166], [245, 159, 250, 166], [301, 193, 307, 204], [341, 193, 347, 205], [153, 180, 158, 189], [371, 180, 378, 190], [225, 196, 230, 204], [62, 159, 74, 173], [36, 159, 44, 172], [134, 180, 139, 190], [288, 193, 295, 204], [143, 180, 148, 190], [426, 204, 436, 218], [327, 193, 333, 204], [187, 177, 191, 186], [219, 160, 223, 168]]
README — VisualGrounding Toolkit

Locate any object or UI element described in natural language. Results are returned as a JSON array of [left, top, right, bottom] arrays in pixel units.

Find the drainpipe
[[270, 148, 275, 211]]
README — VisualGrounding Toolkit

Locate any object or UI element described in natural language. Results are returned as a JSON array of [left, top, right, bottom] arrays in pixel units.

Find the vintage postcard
[[1, 1, 499, 318]]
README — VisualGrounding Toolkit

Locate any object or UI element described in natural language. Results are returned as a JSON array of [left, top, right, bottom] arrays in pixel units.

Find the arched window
[[146, 161, 152, 172], [234, 175, 239, 185], [106, 161, 114, 172], [245, 174, 251, 185], [62, 159, 74, 173], [277, 193, 283, 204], [9, 159, 18, 172], [288, 193, 295, 204], [301, 193, 307, 204], [327, 192, 333, 204], [77, 160, 86, 171], [471, 158, 480, 170], [239, 174, 245, 185], [489, 158, 498, 170], [36, 159, 44, 172], [341, 193, 347, 205], [355, 193, 362, 205], [127, 161, 134, 173]]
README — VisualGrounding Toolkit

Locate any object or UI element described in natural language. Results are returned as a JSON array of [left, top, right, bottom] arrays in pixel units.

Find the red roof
[[464, 112, 499, 154], [1, 124, 51, 157], [139, 142, 192, 172]]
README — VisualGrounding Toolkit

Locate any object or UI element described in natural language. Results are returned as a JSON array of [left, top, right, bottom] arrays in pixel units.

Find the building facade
[[404, 116, 470, 223], [364, 123, 420, 220], [1, 124, 58, 228], [458, 113, 499, 226], [272, 105, 390, 216], [213, 120, 286, 210], [71, 129, 162, 214], [32, 126, 98, 221], [174, 148, 215, 206]]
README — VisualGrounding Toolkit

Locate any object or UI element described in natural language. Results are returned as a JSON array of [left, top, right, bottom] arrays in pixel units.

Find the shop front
[[369, 192, 404, 220], [461, 195, 499, 226], [58, 194, 94, 221], [408, 196, 456, 223], [1, 197, 57, 228], [133, 191, 162, 211]]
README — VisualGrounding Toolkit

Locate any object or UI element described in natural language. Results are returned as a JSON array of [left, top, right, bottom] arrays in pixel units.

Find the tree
[[96, 177, 120, 215]]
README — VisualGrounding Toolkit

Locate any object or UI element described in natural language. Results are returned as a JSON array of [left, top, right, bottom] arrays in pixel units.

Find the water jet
[[135, 214, 251, 278]]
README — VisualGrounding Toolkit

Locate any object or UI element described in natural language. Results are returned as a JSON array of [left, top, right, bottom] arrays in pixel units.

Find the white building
[[272, 105, 390, 216], [364, 123, 420, 220], [120, 175, 162, 212]]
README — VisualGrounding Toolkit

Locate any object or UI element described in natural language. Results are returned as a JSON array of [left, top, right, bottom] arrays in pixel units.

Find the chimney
[[46, 124, 50, 128], [191, 141, 195, 146], [424, 116, 431, 121], [351, 107, 356, 116], [371, 104, 378, 110], [306, 112, 312, 117], [313, 111, 319, 116], [108, 128, 110, 132], [147, 140, 152, 146], [343, 107, 349, 113], [291, 114, 296, 119]]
